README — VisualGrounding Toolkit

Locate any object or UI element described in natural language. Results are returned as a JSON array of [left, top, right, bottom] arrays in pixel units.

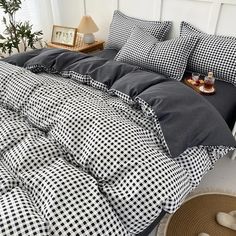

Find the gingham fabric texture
[[115, 26, 198, 81], [0, 187, 49, 235], [105, 10, 172, 50], [0, 61, 234, 235], [180, 21, 236, 86]]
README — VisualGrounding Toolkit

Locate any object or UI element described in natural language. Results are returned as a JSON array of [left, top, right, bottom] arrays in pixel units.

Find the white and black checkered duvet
[[0, 49, 235, 236]]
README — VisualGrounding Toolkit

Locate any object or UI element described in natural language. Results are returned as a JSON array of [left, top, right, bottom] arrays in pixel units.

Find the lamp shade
[[78, 16, 99, 34]]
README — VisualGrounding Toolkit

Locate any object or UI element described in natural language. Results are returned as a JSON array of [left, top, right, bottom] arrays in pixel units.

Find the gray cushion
[[115, 26, 198, 81], [180, 21, 236, 86], [105, 10, 172, 50]]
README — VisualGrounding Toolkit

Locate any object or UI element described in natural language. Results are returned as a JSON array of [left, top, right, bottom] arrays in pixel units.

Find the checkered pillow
[[105, 10, 171, 50], [180, 21, 236, 86], [115, 26, 198, 81]]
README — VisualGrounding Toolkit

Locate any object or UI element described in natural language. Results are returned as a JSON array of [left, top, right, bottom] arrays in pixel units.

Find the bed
[[0, 10, 236, 236]]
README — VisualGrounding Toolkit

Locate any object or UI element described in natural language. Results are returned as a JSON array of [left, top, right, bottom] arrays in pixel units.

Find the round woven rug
[[157, 192, 236, 236]]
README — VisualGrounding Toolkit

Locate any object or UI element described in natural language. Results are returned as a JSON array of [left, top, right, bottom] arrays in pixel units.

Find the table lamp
[[78, 16, 98, 44]]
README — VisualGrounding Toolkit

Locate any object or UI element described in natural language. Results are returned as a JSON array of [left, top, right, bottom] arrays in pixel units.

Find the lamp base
[[83, 33, 95, 44]]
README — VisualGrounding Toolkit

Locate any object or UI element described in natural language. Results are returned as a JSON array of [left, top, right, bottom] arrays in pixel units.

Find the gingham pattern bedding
[[180, 21, 236, 86], [0, 56, 234, 236], [115, 26, 198, 81], [105, 10, 171, 50]]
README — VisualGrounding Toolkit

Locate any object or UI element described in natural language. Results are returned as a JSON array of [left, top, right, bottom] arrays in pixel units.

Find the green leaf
[[0, 0, 44, 53]]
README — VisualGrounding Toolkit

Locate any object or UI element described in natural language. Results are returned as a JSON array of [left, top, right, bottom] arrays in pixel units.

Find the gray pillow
[[115, 26, 198, 81], [105, 10, 172, 50], [180, 21, 236, 86]]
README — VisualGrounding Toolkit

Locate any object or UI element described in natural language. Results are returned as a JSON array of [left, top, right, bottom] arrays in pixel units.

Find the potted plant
[[0, 0, 43, 55]]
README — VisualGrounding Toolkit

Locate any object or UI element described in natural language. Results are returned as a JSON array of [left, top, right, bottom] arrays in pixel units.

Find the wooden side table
[[47, 40, 104, 53]]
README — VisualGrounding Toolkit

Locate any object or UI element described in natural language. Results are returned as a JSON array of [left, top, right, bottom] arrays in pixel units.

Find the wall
[[0, 0, 236, 45], [49, 0, 116, 41], [55, 0, 236, 42]]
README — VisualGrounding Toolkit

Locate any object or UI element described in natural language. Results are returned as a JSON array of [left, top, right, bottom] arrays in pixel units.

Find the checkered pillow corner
[[180, 21, 236, 86], [105, 10, 172, 50]]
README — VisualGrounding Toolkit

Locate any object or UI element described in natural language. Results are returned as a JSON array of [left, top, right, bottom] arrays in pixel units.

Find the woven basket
[[157, 192, 236, 236]]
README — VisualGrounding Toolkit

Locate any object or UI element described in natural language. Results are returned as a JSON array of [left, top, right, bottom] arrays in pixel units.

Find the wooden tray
[[183, 77, 215, 95]]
